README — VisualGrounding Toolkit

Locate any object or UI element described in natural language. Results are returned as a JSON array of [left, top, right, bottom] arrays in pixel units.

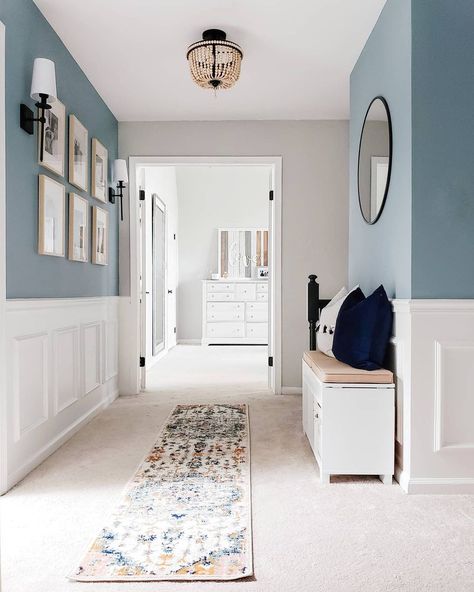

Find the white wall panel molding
[[3, 296, 119, 494], [391, 299, 474, 494]]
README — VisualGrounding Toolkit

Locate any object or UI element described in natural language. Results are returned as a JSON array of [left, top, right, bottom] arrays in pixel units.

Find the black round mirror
[[357, 96, 392, 224]]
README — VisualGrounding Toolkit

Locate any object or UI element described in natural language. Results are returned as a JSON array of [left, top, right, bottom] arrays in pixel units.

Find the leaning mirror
[[357, 96, 392, 224]]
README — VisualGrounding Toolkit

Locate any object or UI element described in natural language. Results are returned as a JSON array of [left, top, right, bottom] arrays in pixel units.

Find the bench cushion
[[303, 350, 393, 384]]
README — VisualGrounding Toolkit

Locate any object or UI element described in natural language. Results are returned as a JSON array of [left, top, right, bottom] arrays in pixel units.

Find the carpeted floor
[[1, 345, 473, 592]]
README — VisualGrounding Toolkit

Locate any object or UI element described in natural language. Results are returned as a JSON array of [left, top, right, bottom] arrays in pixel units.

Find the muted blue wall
[[411, 0, 474, 298], [1, 0, 118, 298], [349, 0, 412, 299]]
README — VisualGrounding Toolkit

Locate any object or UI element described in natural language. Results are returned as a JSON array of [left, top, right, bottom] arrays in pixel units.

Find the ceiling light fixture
[[187, 29, 243, 91]]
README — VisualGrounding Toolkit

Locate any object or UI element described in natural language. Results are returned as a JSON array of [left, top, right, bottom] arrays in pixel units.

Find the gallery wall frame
[[68, 114, 88, 191], [38, 174, 65, 257], [91, 138, 107, 202], [38, 98, 65, 177], [68, 193, 89, 262], [92, 205, 108, 265]]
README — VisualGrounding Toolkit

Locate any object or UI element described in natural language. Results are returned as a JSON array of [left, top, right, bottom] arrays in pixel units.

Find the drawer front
[[247, 302, 267, 313], [207, 292, 235, 302], [206, 322, 244, 338], [207, 282, 235, 293], [247, 323, 268, 338], [208, 310, 244, 322], [257, 282, 268, 293], [235, 283, 257, 301], [256, 292, 268, 302], [246, 309, 268, 323], [207, 302, 243, 314]]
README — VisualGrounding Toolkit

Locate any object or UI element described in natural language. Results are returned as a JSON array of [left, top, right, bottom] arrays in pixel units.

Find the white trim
[[392, 298, 474, 313], [0, 21, 6, 498], [396, 469, 474, 494], [6, 387, 118, 492], [5, 296, 120, 312], [177, 339, 201, 345], [281, 387, 302, 395], [125, 156, 283, 395]]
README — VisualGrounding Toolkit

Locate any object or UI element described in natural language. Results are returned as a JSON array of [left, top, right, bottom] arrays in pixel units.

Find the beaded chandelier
[[187, 29, 243, 91]]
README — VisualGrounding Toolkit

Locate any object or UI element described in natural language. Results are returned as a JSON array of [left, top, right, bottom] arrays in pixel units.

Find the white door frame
[[0, 21, 7, 497], [122, 156, 282, 395]]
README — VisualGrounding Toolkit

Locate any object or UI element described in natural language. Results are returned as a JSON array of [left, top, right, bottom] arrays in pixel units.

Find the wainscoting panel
[[4, 297, 119, 493], [392, 300, 474, 494]]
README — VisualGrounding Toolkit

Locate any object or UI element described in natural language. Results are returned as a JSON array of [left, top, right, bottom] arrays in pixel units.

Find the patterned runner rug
[[70, 403, 252, 581]]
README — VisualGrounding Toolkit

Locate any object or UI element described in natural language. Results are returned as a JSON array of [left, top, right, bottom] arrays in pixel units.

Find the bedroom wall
[[176, 165, 269, 342], [1, 0, 118, 298], [119, 120, 349, 388]]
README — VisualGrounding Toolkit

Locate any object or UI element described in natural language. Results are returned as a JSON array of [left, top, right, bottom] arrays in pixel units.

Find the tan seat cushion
[[303, 350, 393, 384]]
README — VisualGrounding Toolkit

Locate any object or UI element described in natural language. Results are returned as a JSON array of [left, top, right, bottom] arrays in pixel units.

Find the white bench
[[302, 350, 395, 485]]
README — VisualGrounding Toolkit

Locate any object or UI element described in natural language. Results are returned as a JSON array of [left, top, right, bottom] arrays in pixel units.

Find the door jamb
[[122, 156, 282, 395]]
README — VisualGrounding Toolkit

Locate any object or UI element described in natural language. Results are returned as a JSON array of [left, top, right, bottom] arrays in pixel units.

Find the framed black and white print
[[68, 114, 88, 191], [38, 99, 65, 177], [91, 138, 108, 202], [92, 205, 108, 265], [38, 174, 65, 257], [68, 193, 89, 262]]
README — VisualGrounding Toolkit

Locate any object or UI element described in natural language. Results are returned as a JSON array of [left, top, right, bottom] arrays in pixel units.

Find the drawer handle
[[315, 413, 319, 419]]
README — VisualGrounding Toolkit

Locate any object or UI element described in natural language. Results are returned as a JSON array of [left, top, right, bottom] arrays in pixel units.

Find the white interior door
[[151, 195, 166, 359]]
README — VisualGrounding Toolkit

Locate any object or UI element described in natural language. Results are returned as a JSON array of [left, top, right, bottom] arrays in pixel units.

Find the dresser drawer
[[257, 282, 268, 293], [246, 308, 268, 322], [207, 309, 244, 322], [207, 302, 243, 314], [207, 292, 235, 302], [247, 323, 268, 339], [235, 283, 257, 301], [206, 322, 244, 338], [256, 292, 268, 302], [207, 282, 235, 293], [247, 302, 267, 313]]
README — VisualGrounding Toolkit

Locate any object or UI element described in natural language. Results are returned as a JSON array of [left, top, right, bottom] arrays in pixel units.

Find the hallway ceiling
[[33, 0, 386, 121]]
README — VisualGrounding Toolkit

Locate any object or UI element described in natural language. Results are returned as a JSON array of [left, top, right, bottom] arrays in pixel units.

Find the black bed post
[[308, 274, 320, 351]]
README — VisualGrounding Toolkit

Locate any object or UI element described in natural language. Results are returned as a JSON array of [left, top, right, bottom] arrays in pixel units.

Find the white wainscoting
[[391, 300, 474, 494], [3, 297, 119, 493]]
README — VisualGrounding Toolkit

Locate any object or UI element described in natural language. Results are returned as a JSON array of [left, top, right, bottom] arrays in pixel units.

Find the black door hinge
[[268, 356, 273, 367], [173, 233, 176, 240], [174, 327, 177, 334], [139, 189, 146, 201], [139, 356, 145, 367], [269, 190, 274, 201]]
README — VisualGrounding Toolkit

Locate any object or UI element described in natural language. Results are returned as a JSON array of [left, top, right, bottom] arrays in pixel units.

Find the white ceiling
[[33, 0, 386, 122]]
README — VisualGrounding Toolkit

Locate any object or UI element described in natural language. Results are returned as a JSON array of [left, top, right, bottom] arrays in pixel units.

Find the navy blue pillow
[[332, 285, 393, 371]]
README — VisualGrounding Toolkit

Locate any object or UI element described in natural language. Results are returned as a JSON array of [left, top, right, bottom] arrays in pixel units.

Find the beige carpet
[[2, 345, 474, 592]]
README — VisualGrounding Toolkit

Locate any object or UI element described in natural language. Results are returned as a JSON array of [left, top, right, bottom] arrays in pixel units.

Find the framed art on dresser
[[68, 193, 88, 262], [38, 174, 65, 257], [92, 205, 108, 265], [91, 138, 108, 202], [38, 99, 65, 177], [68, 114, 88, 191]]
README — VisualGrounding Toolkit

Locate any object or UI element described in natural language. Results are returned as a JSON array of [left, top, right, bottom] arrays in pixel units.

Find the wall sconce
[[109, 159, 128, 221], [20, 58, 57, 162]]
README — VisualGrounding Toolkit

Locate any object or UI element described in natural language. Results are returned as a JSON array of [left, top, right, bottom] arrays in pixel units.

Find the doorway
[[122, 156, 282, 396]]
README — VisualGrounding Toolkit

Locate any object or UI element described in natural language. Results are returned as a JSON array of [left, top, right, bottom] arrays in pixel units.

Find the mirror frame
[[357, 95, 393, 225]]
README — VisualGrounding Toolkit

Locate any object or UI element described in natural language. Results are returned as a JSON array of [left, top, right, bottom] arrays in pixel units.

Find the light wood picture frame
[[68, 193, 89, 262], [38, 98, 65, 177], [38, 174, 65, 257], [68, 114, 88, 191], [91, 138, 108, 202], [92, 205, 108, 265]]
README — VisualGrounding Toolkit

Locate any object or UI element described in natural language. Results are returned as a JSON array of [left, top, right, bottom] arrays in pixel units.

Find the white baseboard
[[396, 468, 474, 494], [281, 386, 302, 395], [177, 339, 202, 345]]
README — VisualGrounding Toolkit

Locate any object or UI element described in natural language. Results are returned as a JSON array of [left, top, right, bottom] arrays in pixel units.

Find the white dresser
[[201, 280, 268, 345]]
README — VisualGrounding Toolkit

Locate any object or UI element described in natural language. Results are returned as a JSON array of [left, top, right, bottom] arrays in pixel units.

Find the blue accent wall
[[349, 0, 412, 299], [1, 0, 118, 298], [350, 0, 474, 299], [411, 0, 474, 298]]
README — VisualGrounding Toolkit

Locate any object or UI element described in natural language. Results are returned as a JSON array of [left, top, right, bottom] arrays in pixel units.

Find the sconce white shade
[[113, 159, 128, 184], [30, 58, 57, 102]]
